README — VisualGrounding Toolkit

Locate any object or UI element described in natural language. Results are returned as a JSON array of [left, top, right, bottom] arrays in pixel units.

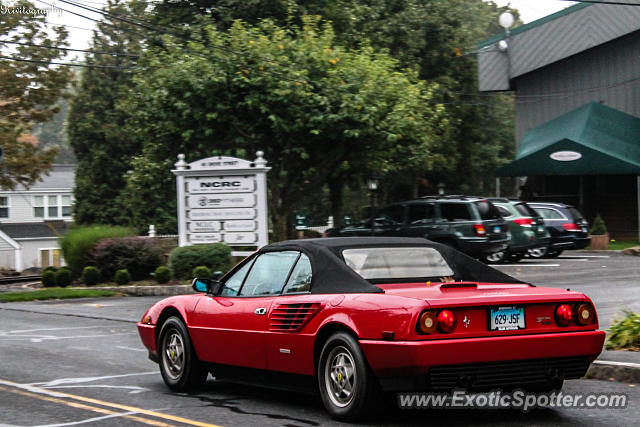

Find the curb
[[84, 285, 193, 297], [586, 360, 640, 383]]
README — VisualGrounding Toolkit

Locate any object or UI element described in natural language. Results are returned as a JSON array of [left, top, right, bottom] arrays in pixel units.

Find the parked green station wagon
[[327, 196, 509, 259], [486, 198, 550, 263]]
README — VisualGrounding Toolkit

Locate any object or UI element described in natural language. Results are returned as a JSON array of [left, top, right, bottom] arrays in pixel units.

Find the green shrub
[[590, 214, 608, 235], [43, 266, 58, 274], [55, 268, 73, 287], [41, 270, 56, 287], [154, 266, 172, 284], [192, 265, 212, 279], [606, 311, 640, 350], [82, 266, 101, 286], [168, 244, 232, 279], [90, 237, 165, 281], [114, 269, 131, 285], [59, 225, 135, 277]]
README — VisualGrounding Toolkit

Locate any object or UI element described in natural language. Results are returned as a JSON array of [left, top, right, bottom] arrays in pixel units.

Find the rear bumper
[[137, 322, 159, 363], [550, 235, 591, 250], [360, 330, 605, 390], [457, 237, 510, 256]]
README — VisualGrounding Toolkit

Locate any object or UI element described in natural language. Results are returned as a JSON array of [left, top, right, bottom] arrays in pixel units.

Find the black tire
[[482, 250, 506, 264], [158, 316, 208, 392], [507, 251, 525, 263], [317, 332, 380, 421], [545, 250, 563, 258], [527, 247, 548, 258]]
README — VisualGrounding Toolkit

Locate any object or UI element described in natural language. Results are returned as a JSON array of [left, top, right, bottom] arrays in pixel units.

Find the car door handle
[[254, 308, 267, 315]]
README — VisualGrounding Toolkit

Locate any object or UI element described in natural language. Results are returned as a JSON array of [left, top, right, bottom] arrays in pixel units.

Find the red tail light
[[562, 223, 581, 231], [576, 303, 596, 325], [555, 304, 573, 326], [473, 224, 486, 236], [513, 218, 534, 227], [437, 310, 457, 333]]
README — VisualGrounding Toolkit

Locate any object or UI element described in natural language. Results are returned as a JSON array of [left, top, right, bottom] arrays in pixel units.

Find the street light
[[367, 176, 379, 236]]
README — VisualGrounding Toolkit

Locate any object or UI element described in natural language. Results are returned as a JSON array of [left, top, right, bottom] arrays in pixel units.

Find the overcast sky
[[39, 0, 578, 57]]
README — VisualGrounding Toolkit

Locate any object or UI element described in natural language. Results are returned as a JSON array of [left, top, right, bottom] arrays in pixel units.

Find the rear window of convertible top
[[342, 247, 454, 281]]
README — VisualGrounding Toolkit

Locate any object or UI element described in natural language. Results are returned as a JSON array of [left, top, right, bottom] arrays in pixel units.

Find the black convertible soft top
[[257, 237, 526, 294]]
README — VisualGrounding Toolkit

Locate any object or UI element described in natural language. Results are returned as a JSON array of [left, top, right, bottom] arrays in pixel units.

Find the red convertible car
[[138, 237, 604, 420]]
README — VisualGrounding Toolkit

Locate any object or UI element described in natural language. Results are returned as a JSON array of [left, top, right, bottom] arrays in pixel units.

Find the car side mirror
[[192, 277, 210, 293]]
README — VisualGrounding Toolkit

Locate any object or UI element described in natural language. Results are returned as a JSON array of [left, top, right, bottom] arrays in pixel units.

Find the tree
[[0, 0, 70, 188], [119, 18, 446, 238], [67, 0, 146, 225]]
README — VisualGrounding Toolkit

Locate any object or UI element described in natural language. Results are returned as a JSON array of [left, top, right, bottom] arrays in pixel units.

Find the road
[[0, 251, 637, 426]]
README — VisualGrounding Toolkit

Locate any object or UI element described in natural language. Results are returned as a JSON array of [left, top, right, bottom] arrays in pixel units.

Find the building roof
[[496, 102, 640, 176], [477, 2, 640, 91], [12, 164, 76, 191], [0, 221, 70, 239]]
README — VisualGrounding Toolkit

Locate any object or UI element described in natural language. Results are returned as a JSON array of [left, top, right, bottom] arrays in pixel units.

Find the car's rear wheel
[[318, 332, 379, 421], [545, 249, 563, 258], [158, 316, 208, 391], [527, 247, 548, 258], [482, 251, 506, 264]]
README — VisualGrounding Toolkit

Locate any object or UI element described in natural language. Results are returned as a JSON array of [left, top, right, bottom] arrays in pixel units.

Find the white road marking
[[4, 326, 120, 334], [117, 345, 147, 352], [491, 264, 560, 267], [43, 385, 150, 394], [30, 371, 157, 388], [27, 411, 141, 427]]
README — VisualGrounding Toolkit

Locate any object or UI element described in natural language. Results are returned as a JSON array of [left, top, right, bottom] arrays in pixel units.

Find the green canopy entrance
[[495, 102, 640, 241], [496, 102, 640, 176]]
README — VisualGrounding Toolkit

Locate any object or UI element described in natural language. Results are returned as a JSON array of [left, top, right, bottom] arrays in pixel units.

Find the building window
[[61, 195, 72, 217], [40, 249, 62, 268], [33, 195, 73, 219], [0, 197, 8, 218], [34, 196, 45, 218]]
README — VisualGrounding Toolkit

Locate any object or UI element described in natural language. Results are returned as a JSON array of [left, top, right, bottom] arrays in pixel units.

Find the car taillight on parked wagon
[[513, 218, 535, 227], [576, 303, 596, 325], [562, 223, 581, 231], [473, 224, 486, 236], [437, 310, 457, 333], [555, 304, 573, 326]]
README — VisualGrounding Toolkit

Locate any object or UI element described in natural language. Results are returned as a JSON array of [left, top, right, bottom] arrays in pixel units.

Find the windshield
[[515, 203, 539, 218], [342, 247, 454, 280]]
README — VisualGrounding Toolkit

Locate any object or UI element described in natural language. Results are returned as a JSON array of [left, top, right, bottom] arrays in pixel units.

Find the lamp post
[[367, 176, 379, 236]]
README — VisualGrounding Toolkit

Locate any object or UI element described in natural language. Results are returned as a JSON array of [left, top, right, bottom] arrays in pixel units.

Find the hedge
[[82, 266, 101, 286], [59, 225, 135, 277], [192, 265, 212, 279], [55, 268, 73, 287], [114, 269, 131, 285], [154, 266, 172, 284], [90, 237, 166, 281], [168, 244, 232, 279], [41, 270, 56, 287]]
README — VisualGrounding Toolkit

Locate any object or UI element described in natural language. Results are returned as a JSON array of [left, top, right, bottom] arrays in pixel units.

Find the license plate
[[538, 226, 545, 232], [490, 306, 525, 331], [582, 227, 588, 233], [493, 226, 501, 233]]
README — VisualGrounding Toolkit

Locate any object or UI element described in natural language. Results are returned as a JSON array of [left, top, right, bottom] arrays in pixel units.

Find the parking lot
[[0, 250, 638, 426]]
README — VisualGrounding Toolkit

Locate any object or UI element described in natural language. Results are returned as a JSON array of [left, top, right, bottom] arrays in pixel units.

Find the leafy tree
[[67, 0, 146, 225], [0, 0, 70, 188], [119, 18, 445, 238]]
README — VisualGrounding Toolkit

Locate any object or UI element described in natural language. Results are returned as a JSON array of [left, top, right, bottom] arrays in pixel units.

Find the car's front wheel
[[318, 332, 379, 421], [482, 251, 506, 264], [158, 316, 208, 392], [527, 247, 548, 258]]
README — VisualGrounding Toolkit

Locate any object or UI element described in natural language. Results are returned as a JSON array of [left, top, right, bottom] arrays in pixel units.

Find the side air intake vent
[[269, 303, 321, 331]]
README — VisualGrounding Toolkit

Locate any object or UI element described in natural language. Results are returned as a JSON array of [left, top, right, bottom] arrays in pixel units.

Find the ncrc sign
[[172, 152, 271, 256]]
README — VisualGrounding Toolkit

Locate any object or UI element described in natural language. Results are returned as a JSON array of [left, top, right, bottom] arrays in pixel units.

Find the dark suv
[[527, 202, 591, 258], [327, 196, 509, 258]]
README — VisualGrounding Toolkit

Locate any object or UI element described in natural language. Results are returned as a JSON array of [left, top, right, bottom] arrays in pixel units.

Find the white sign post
[[172, 151, 271, 256]]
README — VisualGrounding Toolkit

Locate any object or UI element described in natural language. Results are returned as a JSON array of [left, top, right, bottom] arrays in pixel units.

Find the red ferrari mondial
[[137, 237, 605, 420]]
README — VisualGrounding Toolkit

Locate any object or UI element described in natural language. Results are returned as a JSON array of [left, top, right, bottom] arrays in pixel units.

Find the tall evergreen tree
[[67, 0, 146, 225], [0, 0, 70, 188]]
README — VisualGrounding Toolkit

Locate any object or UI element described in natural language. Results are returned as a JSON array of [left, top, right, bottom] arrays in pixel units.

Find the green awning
[[496, 102, 640, 176]]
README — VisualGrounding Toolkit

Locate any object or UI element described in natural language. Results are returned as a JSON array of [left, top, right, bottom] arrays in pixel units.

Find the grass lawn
[[0, 288, 118, 302], [605, 240, 639, 251]]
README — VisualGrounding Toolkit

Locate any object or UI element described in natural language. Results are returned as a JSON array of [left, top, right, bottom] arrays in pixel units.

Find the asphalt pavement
[[0, 250, 638, 426]]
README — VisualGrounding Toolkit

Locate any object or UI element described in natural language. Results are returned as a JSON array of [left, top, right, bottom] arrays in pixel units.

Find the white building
[[0, 164, 75, 271]]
